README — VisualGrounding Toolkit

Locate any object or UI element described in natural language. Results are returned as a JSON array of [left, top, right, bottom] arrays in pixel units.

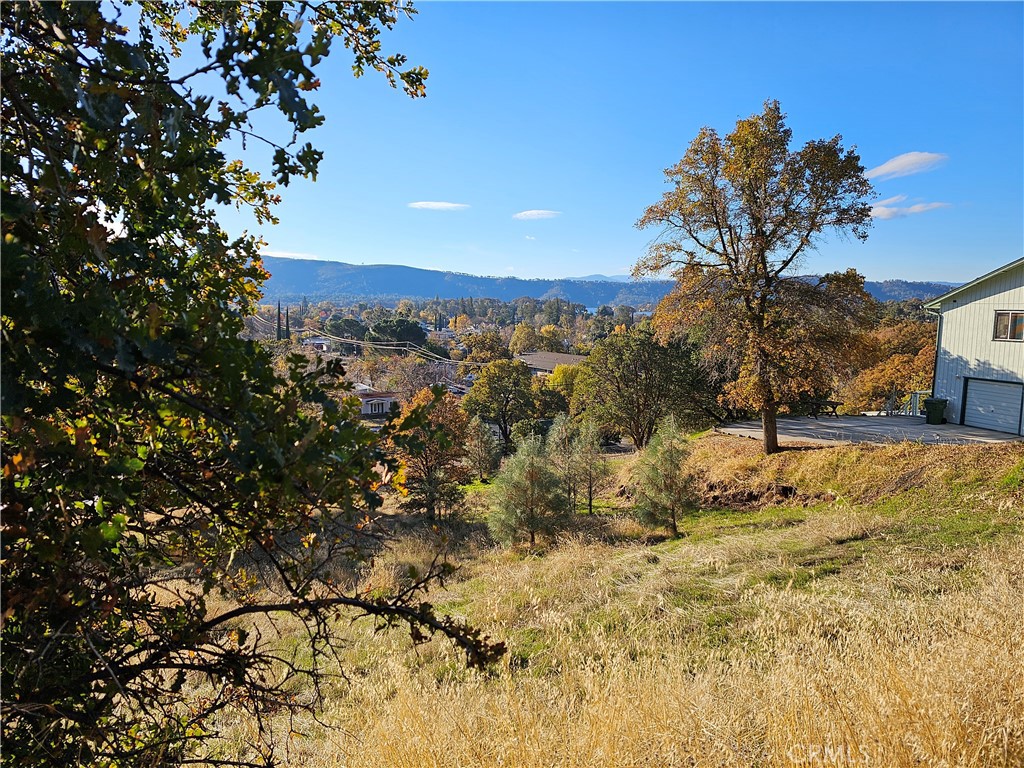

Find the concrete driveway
[[718, 415, 1022, 446]]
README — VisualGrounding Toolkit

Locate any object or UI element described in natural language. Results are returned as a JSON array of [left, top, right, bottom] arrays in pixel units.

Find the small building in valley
[[301, 336, 332, 353], [350, 383, 399, 418], [514, 351, 586, 376], [924, 257, 1024, 435]]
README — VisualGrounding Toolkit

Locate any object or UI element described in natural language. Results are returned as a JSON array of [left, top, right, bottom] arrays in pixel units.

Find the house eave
[[922, 257, 1024, 310]]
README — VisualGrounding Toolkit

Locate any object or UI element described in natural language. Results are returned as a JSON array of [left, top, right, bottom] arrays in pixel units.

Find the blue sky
[[216, 2, 1023, 284]]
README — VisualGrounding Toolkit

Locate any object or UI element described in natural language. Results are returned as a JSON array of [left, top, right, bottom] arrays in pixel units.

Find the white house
[[301, 336, 332, 353], [923, 257, 1023, 435], [350, 383, 399, 418]]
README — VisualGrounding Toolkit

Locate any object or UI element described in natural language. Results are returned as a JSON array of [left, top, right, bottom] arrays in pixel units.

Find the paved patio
[[718, 415, 1022, 446]]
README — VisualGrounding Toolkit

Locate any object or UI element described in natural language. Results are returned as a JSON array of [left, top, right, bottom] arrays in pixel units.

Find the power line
[[247, 315, 492, 368]]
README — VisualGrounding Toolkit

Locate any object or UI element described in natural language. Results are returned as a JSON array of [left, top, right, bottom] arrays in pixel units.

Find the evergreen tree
[[488, 436, 570, 546], [465, 416, 499, 482], [575, 420, 612, 515], [545, 413, 580, 510], [630, 417, 699, 536]]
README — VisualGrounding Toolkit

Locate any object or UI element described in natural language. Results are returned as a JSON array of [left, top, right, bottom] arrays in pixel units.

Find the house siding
[[930, 262, 1024, 434]]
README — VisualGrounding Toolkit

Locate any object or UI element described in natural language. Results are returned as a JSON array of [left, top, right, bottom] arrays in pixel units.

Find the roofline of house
[[923, 256, 1024, 311]]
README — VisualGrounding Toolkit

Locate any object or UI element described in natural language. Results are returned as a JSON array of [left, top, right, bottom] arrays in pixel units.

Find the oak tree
[[393, 388, 471, 519], [458, 329, 511, 377], [635, 100, 875, 453], [839, 320, 935, 413], [509, 322, 542, 356], [571, 324, 714, 449], [0, 3, 500, 765], [461, 359, 534, 446]]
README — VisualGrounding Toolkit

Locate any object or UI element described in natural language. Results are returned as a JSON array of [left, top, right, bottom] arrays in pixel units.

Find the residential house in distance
[[350, 383, 399, 419], [428, 327, 456, 344], [514, 351, 587, 377], [924, 257, 1024, 435], [301, 336, 333, 353]]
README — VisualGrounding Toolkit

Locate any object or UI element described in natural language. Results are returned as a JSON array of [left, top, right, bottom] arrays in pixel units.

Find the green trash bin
[[923, 398, 947, 425]]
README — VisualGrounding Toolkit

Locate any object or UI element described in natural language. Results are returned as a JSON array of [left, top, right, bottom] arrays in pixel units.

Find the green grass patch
[[1000, 459, 1024, 491], [680, 506, 807, 541], [896, 509, 1020, 548], [461, 478, 495, 495], [667, 578, 721, 607]]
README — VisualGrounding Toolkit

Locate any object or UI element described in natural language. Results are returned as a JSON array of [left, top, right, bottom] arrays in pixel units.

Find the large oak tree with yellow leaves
[[636, 101, 875, 453]]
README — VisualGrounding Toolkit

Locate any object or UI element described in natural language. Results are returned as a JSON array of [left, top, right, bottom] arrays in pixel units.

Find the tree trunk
[[762, 403, 780, 454]]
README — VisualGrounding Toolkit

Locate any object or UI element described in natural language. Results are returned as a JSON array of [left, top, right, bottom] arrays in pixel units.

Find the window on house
[[993, 311, 1024, 341], [371, 400, 385, 414]]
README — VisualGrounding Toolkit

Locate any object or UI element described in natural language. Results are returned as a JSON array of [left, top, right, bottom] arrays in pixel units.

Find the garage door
[[963, 379, 1024, 434]]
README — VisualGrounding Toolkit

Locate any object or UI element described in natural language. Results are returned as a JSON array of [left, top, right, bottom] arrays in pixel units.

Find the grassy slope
[[215, 435, 1024, 767]]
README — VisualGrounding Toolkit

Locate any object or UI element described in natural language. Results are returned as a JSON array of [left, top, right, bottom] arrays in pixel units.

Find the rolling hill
[[259, 256, 957, 306]]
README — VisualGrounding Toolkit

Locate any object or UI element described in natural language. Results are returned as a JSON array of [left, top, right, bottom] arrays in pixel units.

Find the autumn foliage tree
[[636, 100, 875, 453], [839, 320, 935, 412], [0, 3, 500, 765], [393, 388, 471, 519]]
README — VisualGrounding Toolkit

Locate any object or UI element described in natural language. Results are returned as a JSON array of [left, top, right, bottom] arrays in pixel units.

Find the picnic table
[[806, 399, 842, 419]]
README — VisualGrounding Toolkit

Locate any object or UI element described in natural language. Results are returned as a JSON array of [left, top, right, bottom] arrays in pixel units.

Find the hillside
[[259, 256, 957, 305], [204, 435, 1024, 767]]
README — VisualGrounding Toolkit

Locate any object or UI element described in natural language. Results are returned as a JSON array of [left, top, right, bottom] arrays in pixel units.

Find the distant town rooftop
[[515, 351, 587, 374]]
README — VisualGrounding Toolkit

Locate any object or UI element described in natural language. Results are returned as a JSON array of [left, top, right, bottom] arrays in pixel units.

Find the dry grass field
[[205, 435, 1024, 768]]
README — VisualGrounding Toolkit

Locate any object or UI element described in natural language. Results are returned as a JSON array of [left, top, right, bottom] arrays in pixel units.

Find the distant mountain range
[[259, 256, 957, 307]]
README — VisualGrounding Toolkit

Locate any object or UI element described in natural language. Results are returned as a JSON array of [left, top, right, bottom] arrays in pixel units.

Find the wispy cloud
[[874, 195, 907, 206], [513, 209, 561, 220], [870, 198, 951, 220], [408, 201, 470, 211], [866, 152, 948, 181], [525, 235, 536, 240]]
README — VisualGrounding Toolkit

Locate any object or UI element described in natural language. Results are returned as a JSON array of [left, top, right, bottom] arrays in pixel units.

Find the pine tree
[[545, 413, 579, 510], [575, 420, 611, 514], [488, 435, 569, 546], [630, 417, 698, 536], [466, 416, 499, 482]]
